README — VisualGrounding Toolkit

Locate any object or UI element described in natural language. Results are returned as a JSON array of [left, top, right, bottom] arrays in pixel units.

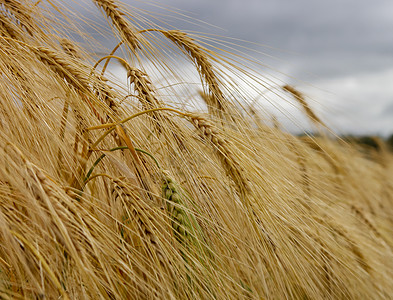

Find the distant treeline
[[298, 133, 393, 152], [341, 135, 393, 152]]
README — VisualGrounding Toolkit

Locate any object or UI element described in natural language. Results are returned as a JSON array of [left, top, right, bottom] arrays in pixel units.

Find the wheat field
[[0, 0, 393, 299]]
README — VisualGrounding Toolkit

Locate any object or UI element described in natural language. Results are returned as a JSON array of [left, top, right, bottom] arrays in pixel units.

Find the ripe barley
[[283, 85, 325, 127], [127, 66, 163, 110], [350, 204, 391, 249], [33, 46, 91, 91], [60, 38, 82, 60], [162, 30, 228, 118], [92, 0, 139, 52], [110, 177, 172, 298], [1, 0, 36, 36], [0, 12, 20, 39], [126, 65, 186, 149], [112, 178, 169, 258], [188, 113, 251, 197]]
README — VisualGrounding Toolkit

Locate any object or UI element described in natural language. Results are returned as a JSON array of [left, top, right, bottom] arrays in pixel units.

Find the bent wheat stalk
[[140, 29, 229, 118], [110, 177, 172, 297], [283, 85, 325, 127], [10, 231, 70, 300], [1, 0, 37, 36], [0, 12, 20, 40], [187, 113, 251, 196], [92, 0, 139, 53]]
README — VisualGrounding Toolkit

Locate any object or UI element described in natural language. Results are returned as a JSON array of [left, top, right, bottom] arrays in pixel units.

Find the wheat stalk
[[110, 177, 172, 298], [33, 46, 91, 91], [125, 65, 187, 150], [300, 136, 344, 175], [283, 85, 325, 127], [111, 177, 169, 262], [161, 171, 218, 298], [313, 216, 371, 273], [163, 30, 227, 114], [126, 66, 163, 110], [188, 113, 251, 196], [88, 109, 250, 195], [0, 12, 20, 39], [350, 204, 392, 249], [60, 38, 82, 59], [34, 44, 114, 123], [1, 145, 97, 297], [1, 0, 37, 36], [1, 2, 393, 298], [10, 230, 70, 300], [288, 139, 310, 195], [91, 0, 139, 52], [140, 29, 229, 118]]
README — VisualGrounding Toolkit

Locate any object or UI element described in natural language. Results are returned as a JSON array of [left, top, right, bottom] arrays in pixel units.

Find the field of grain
[[1, 1, 393, 299]]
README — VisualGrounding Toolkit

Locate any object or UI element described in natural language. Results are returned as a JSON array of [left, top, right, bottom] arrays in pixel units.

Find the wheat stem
[[10, 231, 70, 300], [87, 107, 187, 130], [84, 146, 161, 184], [91, 55, 129, 76]]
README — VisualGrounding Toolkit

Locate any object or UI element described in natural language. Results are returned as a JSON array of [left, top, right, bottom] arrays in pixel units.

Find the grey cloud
[[130, 0, 393, 81], [71, 0, 393, 136]]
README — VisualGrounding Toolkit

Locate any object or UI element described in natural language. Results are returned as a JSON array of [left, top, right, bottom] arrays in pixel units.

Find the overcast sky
[[80, 0, 393, 136]]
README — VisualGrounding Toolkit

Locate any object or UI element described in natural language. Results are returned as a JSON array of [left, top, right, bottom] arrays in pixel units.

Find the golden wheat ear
[[139, 29, 231, 119], [92, 0, 140, 52], [187, 113, 251, 197], [283, 84, 326, 128]]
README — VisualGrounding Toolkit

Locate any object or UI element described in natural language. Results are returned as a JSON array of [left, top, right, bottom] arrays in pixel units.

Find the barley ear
[[92, 0, 140, 52], [283, 85, 325, 127], [187, 113, 251, 197], [161, 173, 193, 244]]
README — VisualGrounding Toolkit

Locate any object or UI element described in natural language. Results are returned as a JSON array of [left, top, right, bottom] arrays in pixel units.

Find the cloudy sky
[[78, 0, 393, 136]]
